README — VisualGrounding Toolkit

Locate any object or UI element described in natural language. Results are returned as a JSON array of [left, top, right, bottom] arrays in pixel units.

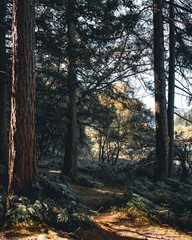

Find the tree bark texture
[[8, 0, 37, 194], [0, 0, 8, 167], [153, 0, 169, 182], [63, 2, 77, 178], [167, 0, 175, 178]]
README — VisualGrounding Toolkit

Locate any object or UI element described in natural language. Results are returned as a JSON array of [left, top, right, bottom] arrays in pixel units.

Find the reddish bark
[[8, 0, 37, 194], [0, 0, 8, 167]]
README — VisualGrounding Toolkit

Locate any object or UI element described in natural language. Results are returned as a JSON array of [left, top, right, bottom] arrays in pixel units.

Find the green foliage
[[34, 0, 143, 160], [174, 124, 192, 181], [175, 125, 192, 146], [77, 158, 192, 231], [124, 193, 152, 220], [6, 195, 69, 225], [122, 178, 192, 230], [7, 196, 30, 224], [125, 192, 176, 224], [86, 83, 155, 164], [57, 208, 69, 223], [4, 172, 89, 228], [0, 195, 5, 212]]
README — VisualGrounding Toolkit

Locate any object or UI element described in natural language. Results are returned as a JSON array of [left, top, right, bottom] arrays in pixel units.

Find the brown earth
[[72, 184, 192, 240], [1, 180, 192, 239], [75, 212, 192, 240]]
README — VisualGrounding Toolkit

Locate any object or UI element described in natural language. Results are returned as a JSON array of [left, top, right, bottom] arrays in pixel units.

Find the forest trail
[[1, 173, 192, 240], [71, 182, 192, 240], [75, 212, 192, 240], [72, 183, 125, 211]]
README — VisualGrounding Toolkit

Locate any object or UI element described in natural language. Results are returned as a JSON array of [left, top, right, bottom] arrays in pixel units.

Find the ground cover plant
[[1, 156, 192, 239], [76, 157, 192, 230]]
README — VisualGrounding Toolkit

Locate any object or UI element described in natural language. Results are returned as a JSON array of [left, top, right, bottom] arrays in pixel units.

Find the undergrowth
[[1, 157, 192, 234], [0, 172, 90, 231], [112, 178, 192, 231]]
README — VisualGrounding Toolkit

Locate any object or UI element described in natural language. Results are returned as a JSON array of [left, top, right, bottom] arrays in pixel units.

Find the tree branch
[[174, 112, 192, 124]]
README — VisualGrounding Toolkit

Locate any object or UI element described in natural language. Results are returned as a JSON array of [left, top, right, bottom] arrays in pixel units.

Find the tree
[[167, 0, 175, 178], [35, 1, 68, 159], [153, 0, 169, 182], [174, 0, 192, 104], [8, 0, 37, 194], [35, 0, 139, 166], [62, 0, 78, 178], [0, 0, 8, 168], [88, 83, 154, 164], [174, 124, 192, 181]]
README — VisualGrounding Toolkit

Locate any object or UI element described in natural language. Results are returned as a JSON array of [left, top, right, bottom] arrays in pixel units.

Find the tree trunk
[[167, 0, 175, 178], [8, 0, 37, 195], [0, 0, 8, 168], [153, 0, 169, 182], [63, 2, 77, 179], [112, 142, 121, 166], [99, 132, 102, 161]]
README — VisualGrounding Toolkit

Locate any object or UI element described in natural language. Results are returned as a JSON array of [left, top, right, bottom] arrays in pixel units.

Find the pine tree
[[35, 0, 139, 166], [0, 0, 8, 168], [153, 0, 168, 182], [62, 0, 78, 178], [167, 0, 175, 178], [8, 0, 37, 194]]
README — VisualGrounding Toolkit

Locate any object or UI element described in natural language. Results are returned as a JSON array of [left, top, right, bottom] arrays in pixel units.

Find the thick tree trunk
[[0, 0, 8, 167], [8, 0, 37, 194], [153, 0, 169, 182], [167, 0, 175, 178], [63, 3, 78, 179]]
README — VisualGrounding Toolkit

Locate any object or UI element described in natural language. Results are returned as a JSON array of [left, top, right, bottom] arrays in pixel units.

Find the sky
[[141, 90, 191, 114], [132, 71, 192, 114]]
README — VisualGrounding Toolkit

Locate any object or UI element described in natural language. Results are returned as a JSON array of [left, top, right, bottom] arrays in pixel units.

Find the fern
[[57, 208, 69, 223]]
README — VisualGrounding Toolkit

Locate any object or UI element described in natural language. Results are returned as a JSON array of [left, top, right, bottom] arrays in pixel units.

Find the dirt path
[[1, 177, 192, 239], [72, 184, 192, 240], [76, 212, 192, 240], [72, 183, 125, 211]]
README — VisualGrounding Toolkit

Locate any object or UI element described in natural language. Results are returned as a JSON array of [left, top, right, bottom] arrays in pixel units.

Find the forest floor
[[1, 172, 192, 240], [1, 158, 192, 240], [71, 182, 192, 240]]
